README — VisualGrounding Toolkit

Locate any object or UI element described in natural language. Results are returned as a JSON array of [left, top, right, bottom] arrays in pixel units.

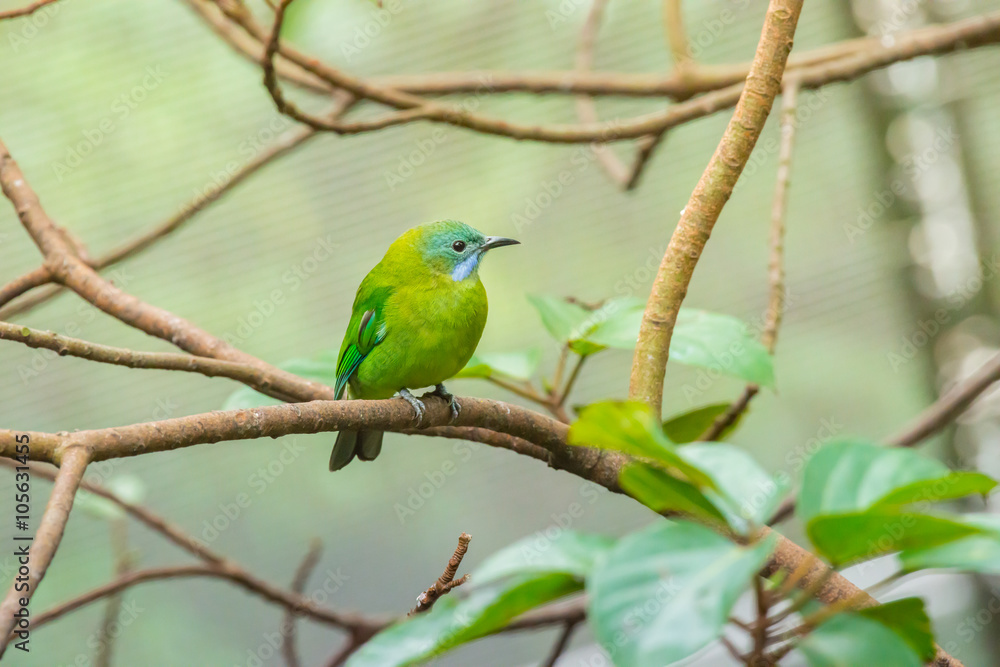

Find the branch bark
[[0, 447, 89, 656]]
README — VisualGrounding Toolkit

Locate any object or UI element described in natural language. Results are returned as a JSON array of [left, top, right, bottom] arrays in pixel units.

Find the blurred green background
[[2, 0, 1000, 664]]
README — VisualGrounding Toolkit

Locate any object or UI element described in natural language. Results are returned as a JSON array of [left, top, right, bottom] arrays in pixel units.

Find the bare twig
[[887, 351, 1000, 447], [541, 618, 581, 667], [0, 96, 354, 320], [698, 77, 801, 442], [410, 533, 472, 614], [0, 0, 60, 20], [93, 518, 134, 667], [575, 0, 630, 187], [630, 0, 804, 414], [282, 539, 323, 667]]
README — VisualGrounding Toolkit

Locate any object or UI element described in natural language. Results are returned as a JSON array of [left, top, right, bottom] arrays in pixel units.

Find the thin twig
[[697, 77, 801, 442], [0, 0, 60, 20], [93, 518, 134, 667], [887, 351, 1000, 447], [282, 539, 323, 667], [630, 0, 805, 414], [541, 618, 581, 667], [411, 533, 472, 614], [575, 0, 630, 187]]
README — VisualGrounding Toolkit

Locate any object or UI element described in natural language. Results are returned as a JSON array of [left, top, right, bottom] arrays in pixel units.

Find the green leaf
[[584, 298, 646, 349], [472, 530, 615, 586], [74, 475, 146, 521], [797, 438, 990, 523], [670, 310, 775, 388], [526, 294, 591, 343], [456, 349, 541, 381], [679, 443, 789, 529], [900, 514, 1000, 574], [872, 472, 996, 510], [797, 613, 923, 667], [587, 522, 776, 667], [661, 403, 742, 443], [568, 401, 716, 490], [807, 510, 985, 565], [858, 598, 936, 662], [223, 357, 336, 409], [345, 573, 580, 667], [619, 463, 729, 528]]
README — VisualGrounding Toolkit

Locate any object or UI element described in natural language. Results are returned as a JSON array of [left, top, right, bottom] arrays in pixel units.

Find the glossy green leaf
[[797, 438, 985, 523], [807, 510, 985, 565], [584, 298, 645, 349], [797, 613, 923, 667], [587, 521, 776, 667], [345, 573, 580, 667], [619, 463, 728, 528], [900, 514, 1000, 574], [661, 403, 741, 443], [669, 310, 775, 388], [456, 349, 541, 381], [858, 598, 936, 662], [872, 472, 996, 510], [679, 443, 789, 530], [472, 530, 615, 586], [568, 401, 716, 490], [223, 357, 336, 409], [526, 294, 591, 343]]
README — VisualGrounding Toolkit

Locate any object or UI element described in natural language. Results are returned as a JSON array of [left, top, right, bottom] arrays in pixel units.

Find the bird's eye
[[452, 240, 466, 252]]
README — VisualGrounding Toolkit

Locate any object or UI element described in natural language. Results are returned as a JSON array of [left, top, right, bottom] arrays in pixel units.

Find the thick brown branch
[[0, 447, 89, 656], [629, 0, 803, 414], [0, 137, 334, 404]]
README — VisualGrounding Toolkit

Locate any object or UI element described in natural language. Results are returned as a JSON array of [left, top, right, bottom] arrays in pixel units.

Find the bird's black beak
[[482, 236, 520, 251]]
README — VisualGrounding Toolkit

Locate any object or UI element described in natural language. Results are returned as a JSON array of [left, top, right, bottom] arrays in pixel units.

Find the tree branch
[[0, 447, 89, 656], [282, 539, 323, 667], [630, 0, 804, 414], [410, 533, 471, 614], [0, 0, 60, 20]]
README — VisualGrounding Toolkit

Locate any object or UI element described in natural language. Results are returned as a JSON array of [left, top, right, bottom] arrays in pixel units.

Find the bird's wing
[[335, 277, 391, 399]]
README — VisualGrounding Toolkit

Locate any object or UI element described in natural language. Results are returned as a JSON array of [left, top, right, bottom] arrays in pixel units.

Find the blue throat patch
[[451, 251, 483, 281]]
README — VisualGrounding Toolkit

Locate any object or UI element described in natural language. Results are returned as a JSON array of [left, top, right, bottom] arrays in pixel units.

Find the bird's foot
[[399, 388, 426, 426], [433, 383, 461, 423]]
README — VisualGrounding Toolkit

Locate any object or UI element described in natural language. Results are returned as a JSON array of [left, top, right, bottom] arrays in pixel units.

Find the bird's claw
[[434, 383, 461, 423], [399, 388, 426, 426]]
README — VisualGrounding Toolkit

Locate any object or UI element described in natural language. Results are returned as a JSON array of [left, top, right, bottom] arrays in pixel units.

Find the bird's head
[[405, 219, 519, 281]]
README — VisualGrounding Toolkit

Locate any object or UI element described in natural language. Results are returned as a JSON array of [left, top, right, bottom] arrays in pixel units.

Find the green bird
[[329, 220, 519, 471]]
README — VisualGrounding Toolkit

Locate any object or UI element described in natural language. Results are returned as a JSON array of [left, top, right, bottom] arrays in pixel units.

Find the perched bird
[[329, 220, 519, 471]]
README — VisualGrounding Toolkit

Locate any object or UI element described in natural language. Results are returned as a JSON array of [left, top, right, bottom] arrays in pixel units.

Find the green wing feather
[[335, 277, 391, 399]]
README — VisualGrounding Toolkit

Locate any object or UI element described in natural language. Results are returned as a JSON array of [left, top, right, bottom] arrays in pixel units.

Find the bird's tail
[[329, 430, 384, 471]]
